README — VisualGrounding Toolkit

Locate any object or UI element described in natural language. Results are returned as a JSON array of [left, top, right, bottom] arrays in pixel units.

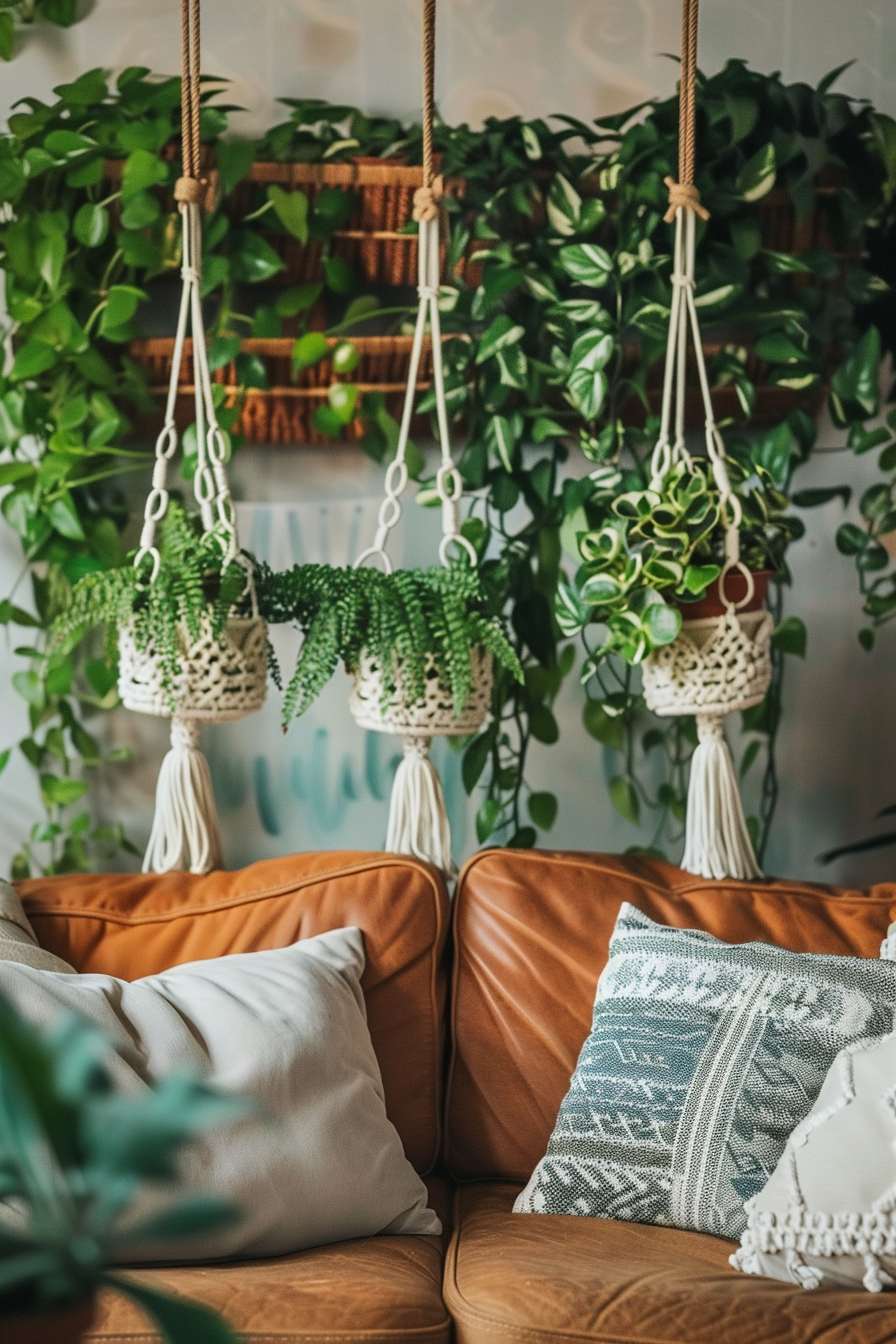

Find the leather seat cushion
[[87, 1178, 452, 1343], [444, 1184, 896, 1344], [17, 852, 449, 1174]]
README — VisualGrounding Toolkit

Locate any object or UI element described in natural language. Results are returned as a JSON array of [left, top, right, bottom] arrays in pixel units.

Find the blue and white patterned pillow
[[514, 903, 896, 1239]]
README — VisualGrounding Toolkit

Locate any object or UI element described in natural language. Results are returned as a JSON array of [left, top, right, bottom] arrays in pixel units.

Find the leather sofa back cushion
[[446, 850, 896, 1182], [17, 852, 449, 1175]]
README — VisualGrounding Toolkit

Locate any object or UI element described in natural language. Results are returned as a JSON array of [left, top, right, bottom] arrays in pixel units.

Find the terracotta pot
[[674, 570, 772, 620], [5, 1297, 95, 1344]]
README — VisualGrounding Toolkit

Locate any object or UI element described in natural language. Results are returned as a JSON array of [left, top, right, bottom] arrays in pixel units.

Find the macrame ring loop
[[720, 560, 757, 612], [436, 462, 463, 503], [353, 546, 393, 575], [439, 532, 478, 568], [385, 458, 409, 499], [134, 546, 161, 585], [156, 423, 179, 460], [145, 489, 169, 523]]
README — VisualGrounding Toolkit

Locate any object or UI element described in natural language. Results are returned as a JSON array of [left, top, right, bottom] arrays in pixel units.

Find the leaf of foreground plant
[[108, 1276, 238, 1344]]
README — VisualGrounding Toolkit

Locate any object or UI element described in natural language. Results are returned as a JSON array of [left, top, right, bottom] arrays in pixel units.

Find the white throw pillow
[[0, 889, 440, 1261], [732, 1028, 896, 1292]]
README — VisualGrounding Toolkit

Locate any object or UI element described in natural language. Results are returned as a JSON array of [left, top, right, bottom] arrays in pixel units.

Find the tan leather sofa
[[18, 848, 896, 1343]]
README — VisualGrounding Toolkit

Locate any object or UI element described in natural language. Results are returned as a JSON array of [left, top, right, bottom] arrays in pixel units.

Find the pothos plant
[[255, 558, 522, 725], [0, 62, 893, 874], [424, 61, 894, 860], [556, 450, 803, 668]]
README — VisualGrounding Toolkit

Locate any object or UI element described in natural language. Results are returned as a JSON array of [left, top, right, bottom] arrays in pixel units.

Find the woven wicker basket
[[349, 647, 493, 738], [641, 609, 773, 720], [129, 335, 437, 445], [118, 616, 268, 721]]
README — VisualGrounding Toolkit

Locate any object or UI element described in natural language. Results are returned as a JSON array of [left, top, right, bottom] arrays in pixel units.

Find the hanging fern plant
[[256, 559, 523, 725], [51, 502, 259, 707]]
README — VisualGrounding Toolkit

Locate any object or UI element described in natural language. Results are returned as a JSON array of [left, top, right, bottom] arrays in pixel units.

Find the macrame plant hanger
[[639, 0, 773, 881], [118, 0, 267, 875], [348, 0, 490, 877]]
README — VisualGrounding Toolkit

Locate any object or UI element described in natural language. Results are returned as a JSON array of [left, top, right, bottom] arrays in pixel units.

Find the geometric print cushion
[[514, 903, 896, 1240]]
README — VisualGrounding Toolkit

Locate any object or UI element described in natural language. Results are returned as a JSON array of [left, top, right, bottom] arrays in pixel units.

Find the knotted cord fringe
[[143, 717, 224, 875], [681, 714, 761, 880], [350, 0, 485, 876], [386, 738, 456, 877]]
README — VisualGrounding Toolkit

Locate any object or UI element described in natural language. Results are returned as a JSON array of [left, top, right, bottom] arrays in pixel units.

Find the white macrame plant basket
[[122, 30, 266, 875], [349, 162, 490, 877], [641, 203, 771, 882]]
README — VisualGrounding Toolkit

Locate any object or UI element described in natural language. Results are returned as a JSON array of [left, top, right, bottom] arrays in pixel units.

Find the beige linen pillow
[[0, 886, 439, 1261], [732, 1028, 896, 1292], [0, 878, 75, 973]]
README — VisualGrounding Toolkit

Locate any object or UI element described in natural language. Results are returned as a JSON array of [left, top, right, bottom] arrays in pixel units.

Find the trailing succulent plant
[[0, 989, 240, 1340], [256, 559, 523, 725], [557, 445, 804, 669], [50, 502, 257, 707]]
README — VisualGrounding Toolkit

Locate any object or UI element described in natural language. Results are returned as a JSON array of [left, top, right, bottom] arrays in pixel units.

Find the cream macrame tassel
[[682, 713, 761, 881], [385, 737, 455, 876], [143, 717, 223, 875]]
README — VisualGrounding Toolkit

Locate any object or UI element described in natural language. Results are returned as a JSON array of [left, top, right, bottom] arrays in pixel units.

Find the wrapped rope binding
[[639, 0, 770, 881]]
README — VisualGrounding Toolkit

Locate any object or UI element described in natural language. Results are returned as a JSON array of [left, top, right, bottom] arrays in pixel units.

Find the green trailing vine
[[256, 559, 522, 724], [0, 61, 893, 873]]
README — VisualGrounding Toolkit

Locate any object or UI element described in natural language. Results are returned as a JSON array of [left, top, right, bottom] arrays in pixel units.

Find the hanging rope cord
[[649, 0, 753, 610], [134, 0, 241, 584], [355, 0, 476, 573]]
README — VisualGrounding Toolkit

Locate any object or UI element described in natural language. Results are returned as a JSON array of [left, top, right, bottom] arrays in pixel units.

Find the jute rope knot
[[413, 175, 444, 222], [175, 175, 206, 205], [664, 175, 710, 222]]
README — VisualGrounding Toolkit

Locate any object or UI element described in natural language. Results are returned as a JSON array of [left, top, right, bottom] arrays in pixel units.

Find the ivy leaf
[[558, 243, 613, 286], [40, 774, 88, 808], [487, 415, 517, 471], [292, 332, 330, 372], [528, 791, 558, 830], [736, 143, 777, 201], [323, 256, 358, 294], [36, 233, 66, 291], [46, 492, 86, 540], [0, 11, 14, 61], [609, 776, 640, 824], [73, 202, 109, 249], [529, 705, 559, 745], [100, 285, 146, 336], [267, 185, 310, 243], [546, 173, 582, 236], [771, 616, 807, 658], [476, 315, 525, 364], [583, 700, 625, 751], [230, 232, 286, 283], [830, 327, 881, 426], [476, 797, 501, 843], [10, 340, 57, 381], [791, 486, 851, 509], [216, 138, 257, 195], [328, 382, 359, 424], [567, 331, 613, 419], [463, 728, 496, 794], [121, 149, 168, 200]]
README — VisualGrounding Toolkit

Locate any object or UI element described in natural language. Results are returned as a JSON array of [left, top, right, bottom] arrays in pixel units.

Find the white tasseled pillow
[[732, 923, 896, 1293]]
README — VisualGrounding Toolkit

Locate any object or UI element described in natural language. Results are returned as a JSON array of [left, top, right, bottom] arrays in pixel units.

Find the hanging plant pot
[[118, 615, 268, 721], [349, 646, 493, 738], [641, 606, 773, 721], [674, 569, 772, 620], [5, 1298, 96, 1344], [129, 335, 438, 446]]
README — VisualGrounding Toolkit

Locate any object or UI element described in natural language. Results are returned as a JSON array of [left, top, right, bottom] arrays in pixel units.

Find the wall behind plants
[[0, 0, 895, 882]]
